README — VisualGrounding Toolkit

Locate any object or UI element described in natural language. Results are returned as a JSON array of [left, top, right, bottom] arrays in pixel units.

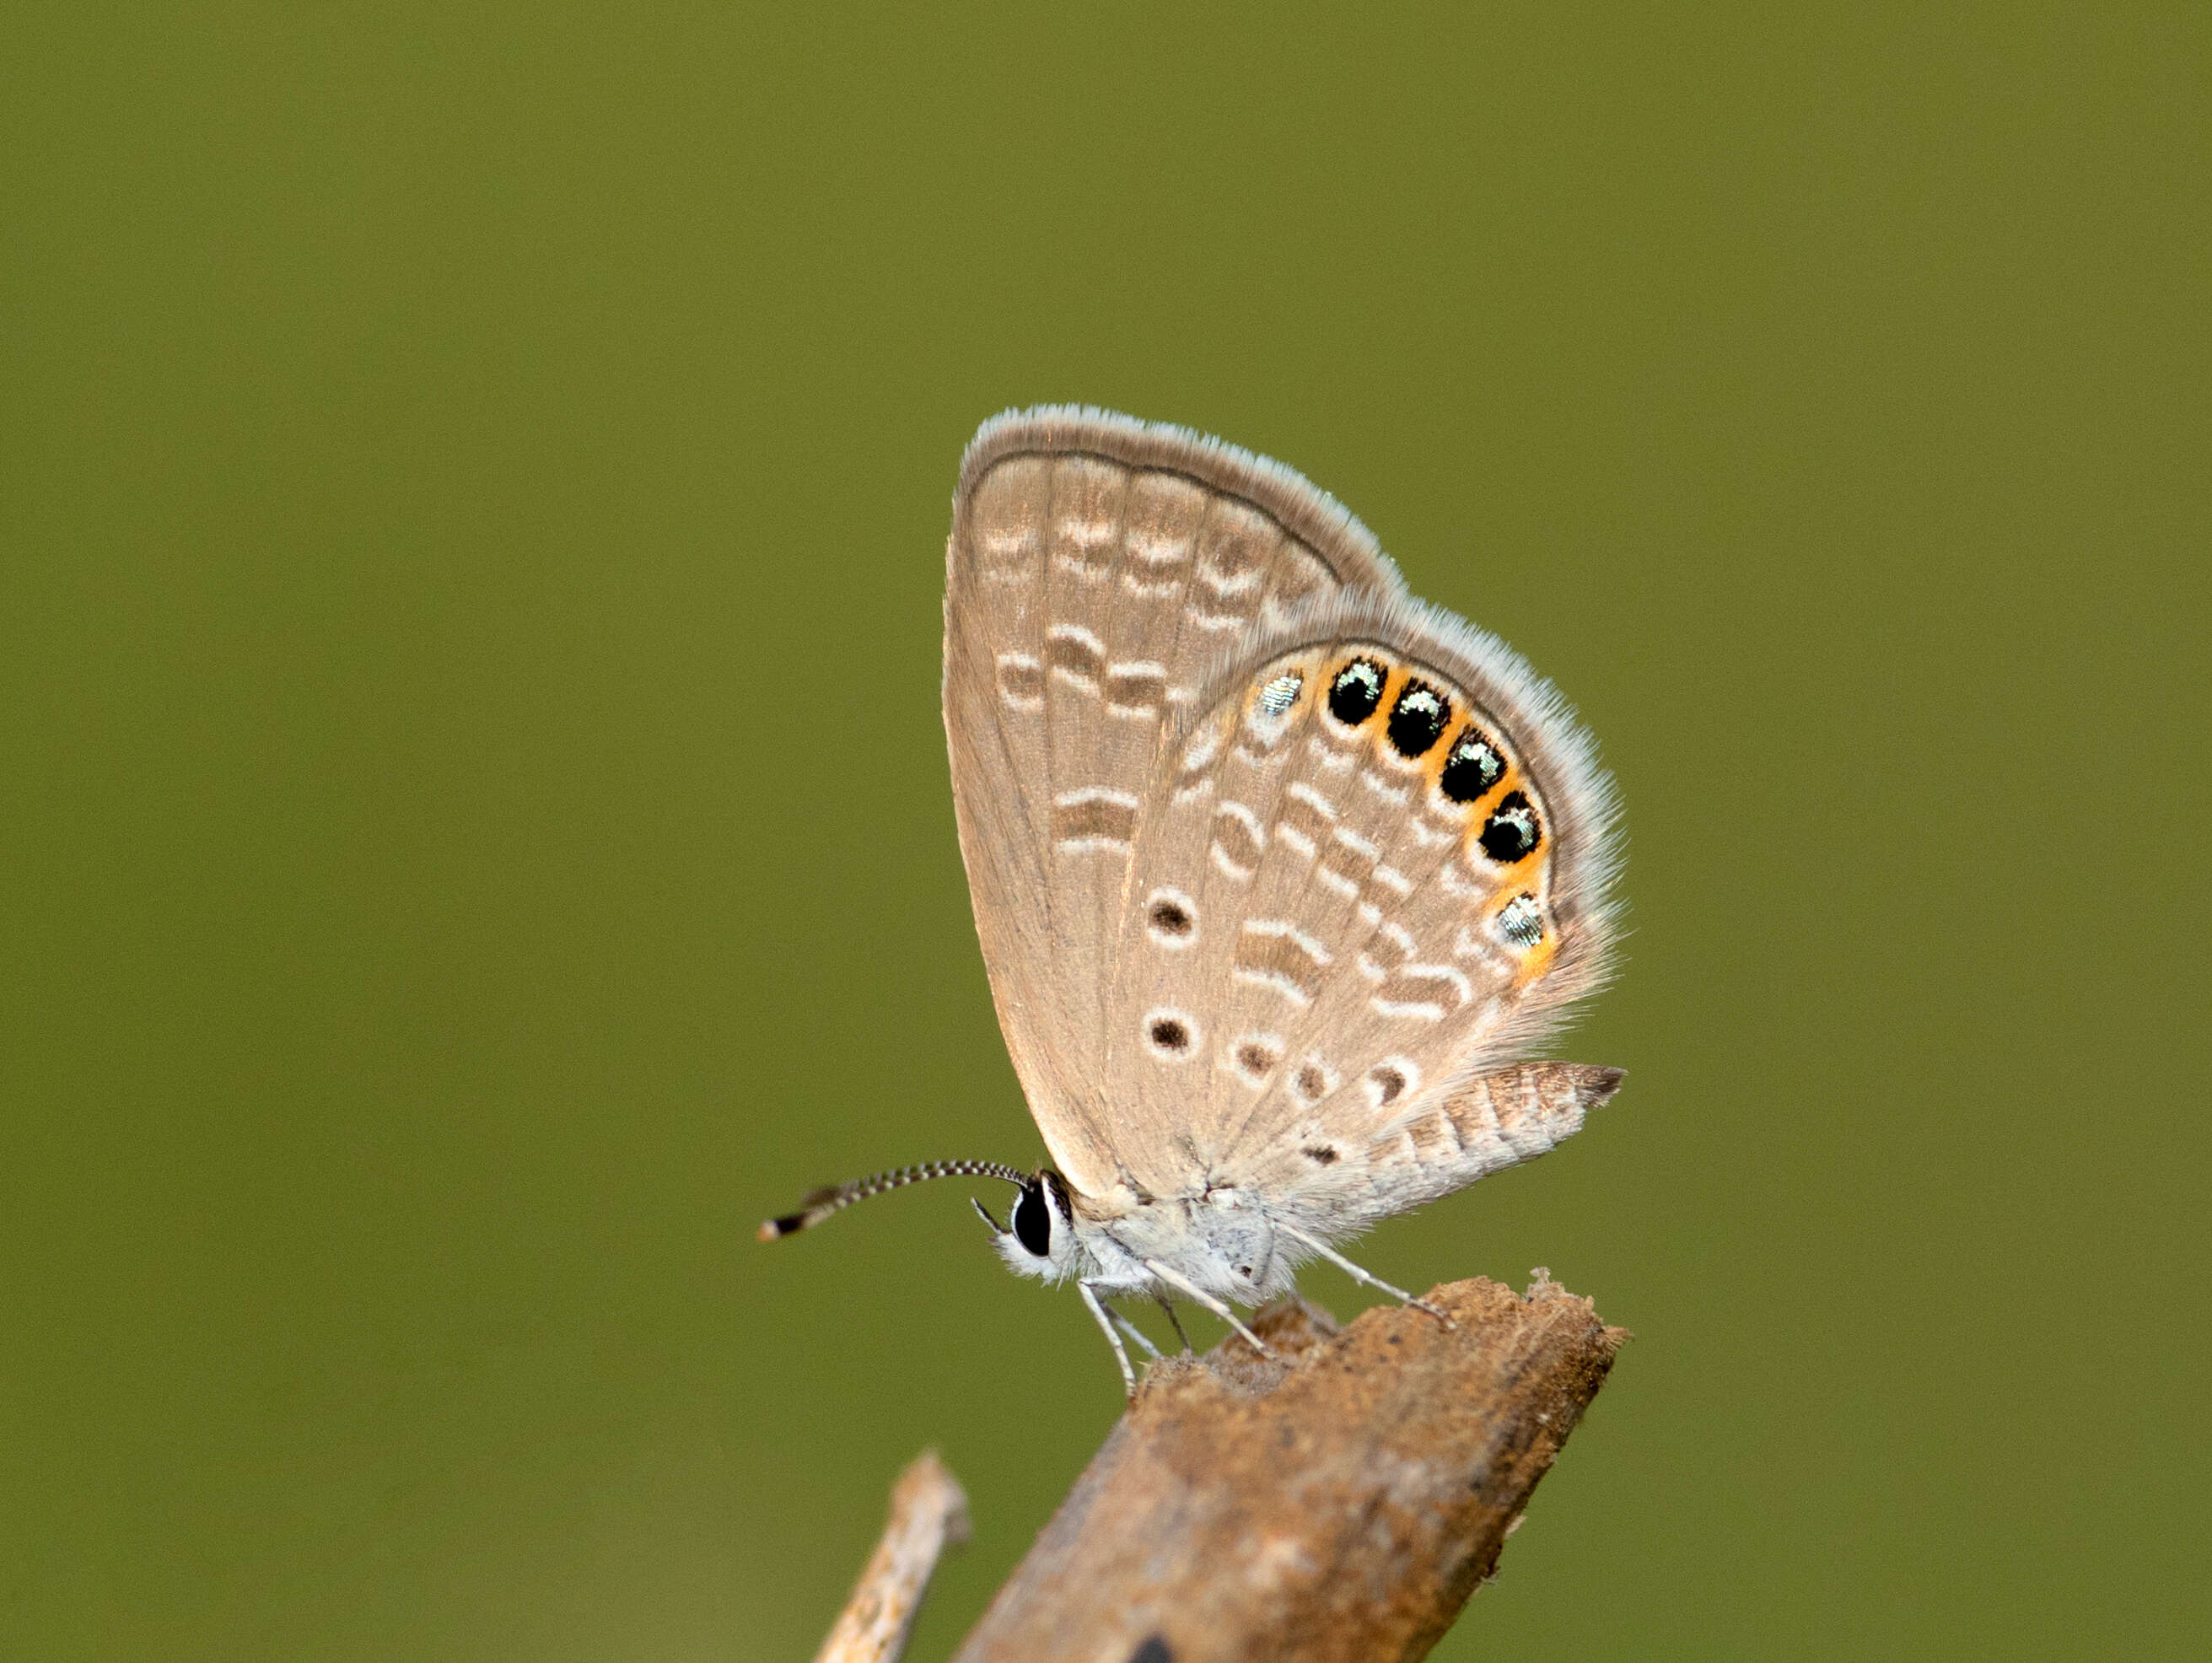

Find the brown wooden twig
[[953, 1272, 1623, 1663], [815, 1273, 1623, 1663], [813, 1450, 971, 1663]]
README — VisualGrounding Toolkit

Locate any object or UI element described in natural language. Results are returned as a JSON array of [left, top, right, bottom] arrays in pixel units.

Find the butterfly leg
[[1153, 1294, 1194, 1354], [1278, 1223, 1456, 1328], [1108, 1307, 1164, 1361], [1140, 1258, 1273, 1358], [1078, 1281, 1138, 1396]]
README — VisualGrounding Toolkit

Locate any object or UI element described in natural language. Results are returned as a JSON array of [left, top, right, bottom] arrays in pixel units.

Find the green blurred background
[[4, 5, 2205, 1659]]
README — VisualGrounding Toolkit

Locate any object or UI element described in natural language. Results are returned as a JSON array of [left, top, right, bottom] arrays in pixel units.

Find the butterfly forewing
[[944, 408, 1405, 1197], [1101, 588, 1621, 1202]]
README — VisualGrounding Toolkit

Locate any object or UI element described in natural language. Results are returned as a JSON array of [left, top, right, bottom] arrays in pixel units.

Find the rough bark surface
[[950, 1272, 1623, 1663]]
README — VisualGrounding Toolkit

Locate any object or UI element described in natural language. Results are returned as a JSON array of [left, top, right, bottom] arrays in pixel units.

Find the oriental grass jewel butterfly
[[762, 408, 1624, 1393]]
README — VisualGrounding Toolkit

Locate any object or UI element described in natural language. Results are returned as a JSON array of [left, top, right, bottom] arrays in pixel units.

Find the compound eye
[[1011, 1182, 1052, 1257]]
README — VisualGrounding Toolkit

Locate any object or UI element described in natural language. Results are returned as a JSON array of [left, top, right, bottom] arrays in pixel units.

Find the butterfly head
[[975, 1169, 1081, 1283]]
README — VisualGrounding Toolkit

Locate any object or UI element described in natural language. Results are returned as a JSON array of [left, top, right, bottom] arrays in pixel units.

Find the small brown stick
[[813, 1450, 972, 1663], [951, 1273, 1624, 1663]]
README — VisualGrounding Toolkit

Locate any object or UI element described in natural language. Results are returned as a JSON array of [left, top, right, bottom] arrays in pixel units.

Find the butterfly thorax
[[993, 1177, 1293, 1306]]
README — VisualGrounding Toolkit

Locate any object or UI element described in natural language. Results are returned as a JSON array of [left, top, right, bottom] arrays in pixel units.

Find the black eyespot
[[1149, 1016, 1190, 1052], [1327, 658, 1385, 725], [1235, 1039, 1278, 1081], [1011, 1182, 1052, 1256], [1440, 728, 1506, 803], [1295, 1062, 1329, 1101], [1386, 680, 1451, 757], [1303, 1145, 1339, 1165], [1147, 896, 1193, 939], [1477, 792, 1542, 862], [1370, 1065, 1407, 1106]]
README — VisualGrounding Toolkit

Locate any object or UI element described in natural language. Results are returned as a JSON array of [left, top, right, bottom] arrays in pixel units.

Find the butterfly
[[762, 407, 1623, 1392]]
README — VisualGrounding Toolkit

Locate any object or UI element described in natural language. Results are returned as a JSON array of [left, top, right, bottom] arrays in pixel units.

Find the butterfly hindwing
[[1100, 588, 1622, 1203]]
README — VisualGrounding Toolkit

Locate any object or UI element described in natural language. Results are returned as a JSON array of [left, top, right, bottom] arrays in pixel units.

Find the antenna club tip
[[756, 1218, 783, 1243]]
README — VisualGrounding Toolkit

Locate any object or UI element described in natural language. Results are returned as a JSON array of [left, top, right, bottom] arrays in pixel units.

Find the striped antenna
[[756, 1160, 1030, 1241]]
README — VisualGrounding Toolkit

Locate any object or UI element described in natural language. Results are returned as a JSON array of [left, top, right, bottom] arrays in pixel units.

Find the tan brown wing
[[942, 408, 1405, 1197], [1097, 588, 1621, 1200], [1258, 1062, 1625, 1241]]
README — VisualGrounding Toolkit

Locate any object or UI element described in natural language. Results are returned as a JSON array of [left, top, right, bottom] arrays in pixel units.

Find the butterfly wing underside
[[943, 408, 1406, 1197], [1100, 589, 1623, 1211]]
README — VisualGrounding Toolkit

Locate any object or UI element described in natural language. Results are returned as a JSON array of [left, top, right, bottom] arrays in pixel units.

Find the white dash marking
[[1230, 966, 1314, 1007], [1359, 769, 1413, 806], [1331, 826, 1378, 862], [1126, 530, 1190, 568], [1371, 996, 1448, 1022], [1047, 622, 1105, 653], [1243, 918, 1334, 963]]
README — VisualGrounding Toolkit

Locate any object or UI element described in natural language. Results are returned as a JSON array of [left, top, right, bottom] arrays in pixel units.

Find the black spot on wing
[[1478, 791, 1542, 862], [1386, 680, 1451, 757], [1327, 658, 1384, 725], [1440, 727, 1506, 802]]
